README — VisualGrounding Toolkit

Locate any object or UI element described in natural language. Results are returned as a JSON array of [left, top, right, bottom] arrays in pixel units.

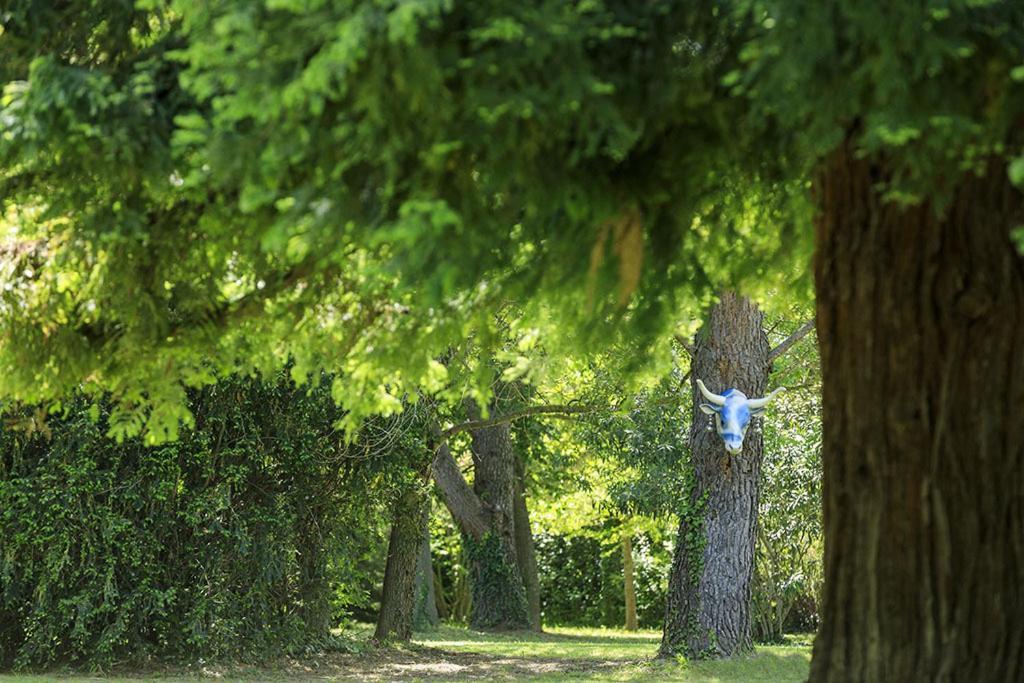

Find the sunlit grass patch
[[413, 624, 662, 660], [407, 624, 811, 681]]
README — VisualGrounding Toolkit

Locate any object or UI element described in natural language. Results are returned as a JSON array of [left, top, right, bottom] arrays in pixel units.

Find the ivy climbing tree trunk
[[295, 513, 332, 637], [375, 477, 431, 642], [660, 291, 769, 659], [513, 452, 542, 631], [808, 144, 1024, 681], [431, 402, 530, 631]]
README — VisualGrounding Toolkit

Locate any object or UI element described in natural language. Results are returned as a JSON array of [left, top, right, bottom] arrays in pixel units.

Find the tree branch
[[768, 319, 816, 363], [673, 334, 696, 357], [430, 440, 488, 539], [440, 403, 611, 440]]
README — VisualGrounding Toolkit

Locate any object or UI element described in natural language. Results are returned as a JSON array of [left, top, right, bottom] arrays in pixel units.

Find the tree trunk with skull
[[808, 143, 1024, 682], [660, 291, 770, 658]]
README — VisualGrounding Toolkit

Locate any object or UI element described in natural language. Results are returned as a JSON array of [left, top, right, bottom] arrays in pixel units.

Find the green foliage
[[0, 0, 826, 440], [602, 370, 691, 519], [428, 506, 472, 625], [0, 376, 396, 669], [753, 324, 823, 643], [1, 0, 1021, 442], [733, 1, 1024, 201], [535, 530, 670, 629]]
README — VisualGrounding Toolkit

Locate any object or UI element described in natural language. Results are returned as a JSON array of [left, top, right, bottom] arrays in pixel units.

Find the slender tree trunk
[[622, 531, 638, 631], [451, 569, 471, 623], [413, 507, 440, 629], [433, 562, 450, 620], [809, 144, 1024, 681], [660, 291, 769, 658], [375, 479, 431, 642], [513, 452, 542, 631]]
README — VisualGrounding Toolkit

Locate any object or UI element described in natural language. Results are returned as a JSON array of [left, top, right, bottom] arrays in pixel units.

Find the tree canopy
[[1, 0, 1021, 440]]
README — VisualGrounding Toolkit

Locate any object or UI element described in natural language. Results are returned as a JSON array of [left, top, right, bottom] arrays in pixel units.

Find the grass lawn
[[0, 625, 813, 682]]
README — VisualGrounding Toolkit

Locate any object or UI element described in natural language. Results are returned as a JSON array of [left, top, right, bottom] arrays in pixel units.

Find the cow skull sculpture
[[696, 379, 785, 454]]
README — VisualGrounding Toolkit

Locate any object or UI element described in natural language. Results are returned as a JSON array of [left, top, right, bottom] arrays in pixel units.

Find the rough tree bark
[[431, 403, 530, 630], [622, 531, 639, 631], [513, 452, 543, 631], [375, 479, 431, 642], [808, 143, 1024, 681], [660, 291, 769, 658]]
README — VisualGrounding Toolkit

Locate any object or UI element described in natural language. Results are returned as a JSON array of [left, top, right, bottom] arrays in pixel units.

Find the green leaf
[[1009, 157, 1024, 187]]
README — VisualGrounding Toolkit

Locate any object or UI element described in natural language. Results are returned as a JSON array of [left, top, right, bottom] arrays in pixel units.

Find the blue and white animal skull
[[696, 379, 784, 454]]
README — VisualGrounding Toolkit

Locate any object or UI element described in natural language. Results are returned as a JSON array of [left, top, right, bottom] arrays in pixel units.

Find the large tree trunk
[[622, 531, 639, 631], [375, 479, 431, 642], [660, 291, 769, 658], [808, 144, 1024, 681], [431, 405, 530, 631], [462, 402, 531, 630], [513, 452, 542, 631]]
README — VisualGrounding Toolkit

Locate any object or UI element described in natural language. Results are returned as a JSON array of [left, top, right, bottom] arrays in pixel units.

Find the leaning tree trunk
[[808, 143, 1024, 681], [375, 478, 431, 642], [513, 452, 542, 631], [660, 291, 769, 658]]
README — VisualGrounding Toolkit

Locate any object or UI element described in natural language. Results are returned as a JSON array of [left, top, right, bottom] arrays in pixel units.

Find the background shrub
[[535, 529, 671, 629], [0, 377, 390, 669]]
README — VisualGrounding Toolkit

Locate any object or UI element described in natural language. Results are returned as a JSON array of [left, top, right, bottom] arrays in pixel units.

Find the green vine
[[681, 470, 709, 587], [463, 532, 530, 630], [680, 467, 713, 657]]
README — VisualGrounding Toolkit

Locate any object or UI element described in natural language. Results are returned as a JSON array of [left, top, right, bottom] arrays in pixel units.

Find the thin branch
[[439, 403, 612, 441], [767, 319, 816, 363], [673, 334, 696, 357], [777, 381, 819, 392]]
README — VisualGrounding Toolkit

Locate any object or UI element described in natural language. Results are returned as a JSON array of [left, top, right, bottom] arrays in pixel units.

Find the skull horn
[[696, 379, 726, 406], [747, 387, 785, 409]]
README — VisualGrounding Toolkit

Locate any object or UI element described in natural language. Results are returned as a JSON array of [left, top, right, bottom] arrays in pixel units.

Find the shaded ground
[[0, 626, 813, 682]]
